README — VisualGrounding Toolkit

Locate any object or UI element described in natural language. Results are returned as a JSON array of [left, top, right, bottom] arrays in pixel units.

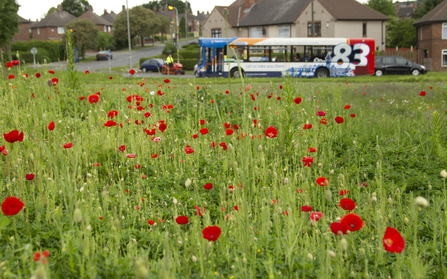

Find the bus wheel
[[231, 68, 244, 78], [315, 68, 329, 78], [195, 71, 200, 78]]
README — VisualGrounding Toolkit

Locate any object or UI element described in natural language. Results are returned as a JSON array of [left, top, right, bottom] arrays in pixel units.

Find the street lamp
[[168, 5, 179, 63], [126, 0, 132, 76]]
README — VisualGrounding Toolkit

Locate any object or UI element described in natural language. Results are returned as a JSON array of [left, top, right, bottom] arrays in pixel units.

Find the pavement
[[29, 39, 199, 75]]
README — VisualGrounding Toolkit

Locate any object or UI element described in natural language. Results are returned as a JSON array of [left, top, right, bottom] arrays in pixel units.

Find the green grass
[[0, 66, 447, 278], [78, 56, 98, 63]]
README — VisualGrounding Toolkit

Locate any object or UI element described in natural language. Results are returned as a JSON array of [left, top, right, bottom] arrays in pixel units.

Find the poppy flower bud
[[330, 169, 334, 175], [284, 178, 289, 184], [318, 163, 322, 168], [324, 189, 332, 201], [441, 170, 447, 178], [74, 208, 82, 222], [353, 141, 357, 145], [328, 250, 336, 259], [185, 178, 191, 187], [404, 217, 409, 224], [228, 144, 234, 151], [359, 248, 365, 255], [86, 225, 92, 231], [254, 237, 258, 242], [351, 271, 355, 277], [173, 197, 178, 204], [258, 145, 262, 152], [178, 241, 183, 245], [243, 257, 247, 263], [306, 253, 313, 261], [388, 197, 392, 204], [231, 265, 235, 270], [414, 196, 429, 208], [35, 265, 46, 279], [114, 218, 120, 228], [135, 266, 149, 279], [340, 238, 348, 250], [372, 196, 377, 202]]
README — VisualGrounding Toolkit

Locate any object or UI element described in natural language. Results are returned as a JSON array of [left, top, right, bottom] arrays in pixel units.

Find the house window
[[251, 27, 263, 38], [278, 25, 290, 38], [362, 23, 367, 37], [420, 26, 423, 40], [442, 49, 447, 67], [37, 28, 40, 35], [108, 26, 111, 32], [211, 29, 221, 38], [307, 22, 321, 37], [443, 23, 447, 39], [103, 26, 106, 32], [57, 27, 64, 34]]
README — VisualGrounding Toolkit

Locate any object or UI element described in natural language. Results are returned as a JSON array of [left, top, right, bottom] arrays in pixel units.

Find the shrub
[[20, 48, 50, 64], [180, 58, 197, 70], [179, 50, 199, 59], [154, 35, 167, 41], [11, 40, 64, 62], [162, 42, 178, 56]]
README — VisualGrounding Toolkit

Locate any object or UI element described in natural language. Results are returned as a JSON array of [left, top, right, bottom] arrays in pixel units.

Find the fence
[[381, 48, 417, 63]]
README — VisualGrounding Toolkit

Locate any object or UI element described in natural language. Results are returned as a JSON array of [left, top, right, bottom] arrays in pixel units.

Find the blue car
[[140, 58, 164, 72]]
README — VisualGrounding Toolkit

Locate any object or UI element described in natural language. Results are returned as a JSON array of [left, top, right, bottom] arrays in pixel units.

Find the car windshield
[[155, 59, 164, 64], [143, 60, 151, 64]]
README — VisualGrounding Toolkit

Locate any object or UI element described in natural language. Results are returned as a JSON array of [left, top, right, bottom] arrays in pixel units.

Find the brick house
[[78, 5, 113, 34], [413, 0, 447, 71], [202, 0, 388, 51], [394, 1, 417, 20], [103, 9, 117, 24], [30, 5, 76, 41], [12, 16, 32, 43], [178, 10, 209, 35]]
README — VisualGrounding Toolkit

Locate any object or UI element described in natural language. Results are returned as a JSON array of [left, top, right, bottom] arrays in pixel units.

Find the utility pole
[[185, 1, 188, 45], [126, 0, 132, 76], [169, 6, 179, 63], [311, 0, 315, 37]]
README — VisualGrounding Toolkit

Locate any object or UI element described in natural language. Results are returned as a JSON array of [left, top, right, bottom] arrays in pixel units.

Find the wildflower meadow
[[1, 61, 447, 279]]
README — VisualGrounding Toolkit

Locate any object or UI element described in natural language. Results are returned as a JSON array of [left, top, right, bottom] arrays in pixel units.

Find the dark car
[[140, 59, 164, 72], [374, 56, 426, 76], [96, 51, 112, 60]]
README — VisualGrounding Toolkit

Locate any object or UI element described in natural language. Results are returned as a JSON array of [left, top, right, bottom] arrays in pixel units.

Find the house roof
[[157, 10, 175, 20], [18, 15, 31, 23], [78, 9, 112, 26], [103, 13, 117, 24], [31, 10, 77, 28], [318, 0, 389, 21], [414, 0, 447, 25], [396, 6, 413, 17]]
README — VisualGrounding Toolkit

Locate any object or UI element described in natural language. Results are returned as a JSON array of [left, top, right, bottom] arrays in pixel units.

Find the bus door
[[214, 47, 224, 76], [205, 47, 213, 75]]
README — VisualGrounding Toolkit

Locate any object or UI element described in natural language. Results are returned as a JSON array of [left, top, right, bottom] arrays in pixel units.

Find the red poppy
[[204, 183, 213, 190], [265, 125, 278, 138], [200, 120, 206, 125], [51, 78, 58, 86], [1, 197, 25, 216], [303, 124, 312, 130], [383, 227, 405, 253], [129, 69, 135, 75], [63, 143, 73, 149], [340, 213, 364, 231], [36, 73, 41, 78], [226, 129, 234, 136], [307, 148, 316, 152], [104, 120, 116, 127], [279, 85, 283, 89], [316, 177, 329, 186], [302, 156, 313, 167], [109, 76, 113, 80], [22, 74, 28, 78], [4, 130, 24, 143], [127, 154, 136, 158], [335, 116, 344, 124], [159, 123, 167, 133], [93, 163, 100, 166], [48, 70, 55, 74], [419, 91, 426, 96], [224, 123, 231, 128], [338, 198, 356, 211], [199, 128, 208, 135], [234, 205, 239, 211], [48, 121, 55, 131], [26, 174, 34, 180], [151, 154, 157, 158], [330, 222, 348, 235], [301, 206, 312, 212], [339, 190, 349, 196], [8, 74, 14, 80], [211, 142, 216, 148], [79, 97, 85, 100], [272, 199, 278, 204], [164, 79, 170, 83], [88, 94, 99, 103], [294, 97, 302, 105], [202, 226, 221, 241], [350, 114, 356, 118], [185, 146, 194, 154], [310, 212, 323, 221], [297, 189, 303, 193], [108, 111, 118, 118], [320, 118, 328, 125], [148, 220, 155, 225], [6, 62, 13, 68], [118, 145, 125, 152], [344, 105, 351, 109], [282, 211, 288, 215], [85, 70, 89, 74], [176, 216, 189, 225], [192, 134, 198, 138], [194, 206, 205, 216]]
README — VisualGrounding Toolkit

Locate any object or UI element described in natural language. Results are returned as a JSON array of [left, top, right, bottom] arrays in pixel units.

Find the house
[[103, 9, 117, 24], [413, 0, 447, 71], [30, 5, 76, 40], [394, 1, 417, 20], [78, 5, 113, 34], [177, 10, 209, 36], [12, 16, 32, 43], [202, 0, 389, 51]]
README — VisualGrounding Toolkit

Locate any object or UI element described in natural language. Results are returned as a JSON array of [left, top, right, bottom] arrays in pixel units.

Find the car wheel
[[375, 69, 383, 77], [142, 68, 147, 73], [315, 68, 329, 78], [412, 69, 420, 76]]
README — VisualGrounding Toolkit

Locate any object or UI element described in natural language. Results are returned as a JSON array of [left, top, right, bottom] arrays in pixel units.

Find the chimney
[[57, 4, 63, 12], [396, 3, 400, 10], [87, 5, 93, 12], [207, 11, 209, 14], [104, 9, 108, 15], [197, 10, 200, 15], [122, 5, 125, 12], [245, 0, 255, 9], [111, 11, 115, 14], [153, 7, 156, 13]]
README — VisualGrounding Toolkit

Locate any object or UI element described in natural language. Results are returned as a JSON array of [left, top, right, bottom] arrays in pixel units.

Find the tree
[[367, 0, 396, 17], [113, 6, 157, 47], [178, 16, 186, 37], [97, 32, 116, 50], [142, 0, 190, 14], [386, 18, 417, 48], [155, 14, 171, 42], [413, 0, 444, 19], [46, 7, 57, 16], [0, 0, 19, 67], [64, 19, 99, 58], [62, 0, 90, 17]]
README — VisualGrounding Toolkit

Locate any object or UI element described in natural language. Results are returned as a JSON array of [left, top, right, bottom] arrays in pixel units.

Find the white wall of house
[[295, 0, 334, 38], [202, 9, 238, 38], [334, 21, 385, 51]]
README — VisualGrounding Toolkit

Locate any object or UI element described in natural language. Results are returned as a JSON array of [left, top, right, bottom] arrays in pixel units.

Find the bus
[[195, 37, 375, 78]]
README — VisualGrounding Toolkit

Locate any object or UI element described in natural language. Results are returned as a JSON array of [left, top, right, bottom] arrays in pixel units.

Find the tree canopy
[[64, 19, 99, 58], [366, 0, 396, 17], [97, 32, 115, 50], [61, 0, 90, 17], [413, 0, 444, 19], [155, 14, 172, 42], [386, 18, 417, 48], [178, 16, 186, 37], [142, 0, 190, 14], [113, 6, 157, 47], [46, 7, 57, 17], [0, 0, 19, 47]]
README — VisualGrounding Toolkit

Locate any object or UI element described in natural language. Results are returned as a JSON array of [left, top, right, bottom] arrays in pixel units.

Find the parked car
[[96, 51, 112, 60], [374, 56, 426, 76], [140, 59, 164, 72]]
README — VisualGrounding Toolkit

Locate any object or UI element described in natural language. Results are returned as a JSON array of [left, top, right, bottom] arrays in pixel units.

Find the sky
[[18, 0, 373, 21]]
